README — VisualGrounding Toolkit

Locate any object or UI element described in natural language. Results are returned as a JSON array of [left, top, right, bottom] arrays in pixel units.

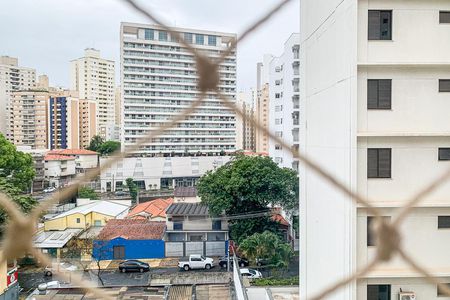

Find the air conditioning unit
[[399, 292, 416, 300]]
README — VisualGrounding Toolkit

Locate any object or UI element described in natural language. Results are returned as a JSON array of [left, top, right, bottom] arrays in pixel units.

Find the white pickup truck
[[178, 254, 214, 271]]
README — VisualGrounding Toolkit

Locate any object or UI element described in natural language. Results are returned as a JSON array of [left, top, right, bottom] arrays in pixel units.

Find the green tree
[[78, 186, 99, 200], [86, 135, 104, 152], [98, 141, 120, 156], [239, 231, 293, 270], [197, 155, 298, 243], [126, 178, 138, 204], [0, 134, 35, 191]]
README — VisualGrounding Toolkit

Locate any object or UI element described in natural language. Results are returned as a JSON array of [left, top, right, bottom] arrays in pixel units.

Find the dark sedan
[[118, 260, 150, 273], [219, 256, 249, 268]]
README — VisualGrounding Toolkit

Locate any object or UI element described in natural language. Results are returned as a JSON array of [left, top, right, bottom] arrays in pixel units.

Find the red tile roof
[[97, 219, 166, 240], [48, 149, 98, 155], [272, 213, 289, 227], [127, 198, 174, 219], [44, 154, 76, 161]]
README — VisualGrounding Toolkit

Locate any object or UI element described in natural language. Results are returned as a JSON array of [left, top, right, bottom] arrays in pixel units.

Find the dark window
[[191, 257, 202, 262], [438, 216, 450, 229], [212, 220, 222, 230], [368, 285, 391, 300], [367, 216, 391, 246], [440, 11, 450, 24], [76, 218, 80, 224], [368, 10, 392, 40], [144, 29, 154, 40], [439, 148, 450, 161], [173, 222, 183, 230], [437, 283, 450, 296], [368, 79, 392, 109], [367, 148, 392, 178], [439, 79, 450, 92]]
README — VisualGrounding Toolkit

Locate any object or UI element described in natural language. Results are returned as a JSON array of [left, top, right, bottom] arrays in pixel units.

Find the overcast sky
[[0, 0, 299, 91]]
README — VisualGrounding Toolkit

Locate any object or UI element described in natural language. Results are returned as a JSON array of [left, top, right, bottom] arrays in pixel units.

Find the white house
[[44, 154, 76, 187]]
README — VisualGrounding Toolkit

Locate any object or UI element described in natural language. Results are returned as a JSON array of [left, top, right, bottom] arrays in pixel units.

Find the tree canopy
[[0, 134, 35, 191], [86, 135, 120, 156], [197, 155, 298, 243], [126, 178, 138, 204], [239, 231, 293, 270], [78, 186, 99, 200]]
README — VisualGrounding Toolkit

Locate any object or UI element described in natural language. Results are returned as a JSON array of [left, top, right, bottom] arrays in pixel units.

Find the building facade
[[44, 154, 76, 187], [78, 99, 97, 149], [0, 56, 36, 137], [300, 1, 450, 300], [267, 34, 300, 171], [70, 48, 115, 139], [9, 90, 49, 149], [120, 23, 237, 155], [236, 90, 256, 151]]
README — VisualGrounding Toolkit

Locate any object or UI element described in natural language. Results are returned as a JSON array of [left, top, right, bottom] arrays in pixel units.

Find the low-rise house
[[165, 203, 229, 257], [44, 200, 129, 230], [48, 149, 98, 175], [127, 198, 173, 221], [44, 154, 76, 188], [93, 219, 165, 260], [173, 187, 199, 203]]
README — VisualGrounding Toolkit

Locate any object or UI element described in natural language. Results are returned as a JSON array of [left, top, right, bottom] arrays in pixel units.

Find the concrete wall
[[165, 241, 227, 257]]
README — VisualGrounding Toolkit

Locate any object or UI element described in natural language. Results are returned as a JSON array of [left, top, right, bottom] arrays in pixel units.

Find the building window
[[144, 29, 154, 40], [195, 34, 204, 45], [275, 144, 282, 150], [159, 31, 168, 41], [94, 220, 102, 227], [439, 148, 450, 161], [212, 220, 222, 230], [367, 79, 391, 109], [367, 148, 391, 178], [208, 35, 217, 46], [76, 218, 80, 224], [275, 93, 281, 99], [368, 10, 392, 40], [440, 11, 450, 24], [275, 131, 283, 137], [367, 285, 391, 300], [184, 33, 193, 43], [367, 216, 391, 246], [438, 216, 450, 229], [439, 79, 450, 92], [173, 222, 183, 230], [437, 283, 450, 296], [275, 118, 282, 125]]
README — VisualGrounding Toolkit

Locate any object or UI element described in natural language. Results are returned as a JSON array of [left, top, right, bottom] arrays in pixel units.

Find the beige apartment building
[[300, 1, 450, 300], [79, 99, 97, 149], [70, 48, 115, 140], [9, 90, 49, 149], [255, 83, 270, 154], [0, 56, 36, 137], [236, 90, 256, 151]]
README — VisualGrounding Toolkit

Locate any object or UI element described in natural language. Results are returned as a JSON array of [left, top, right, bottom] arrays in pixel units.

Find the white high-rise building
[[120, 23, 237, 155], [0, 56, 36, 136], [70, 48, 115, 140], [300, 1, 450, 300], [267, 34, 300, 171]]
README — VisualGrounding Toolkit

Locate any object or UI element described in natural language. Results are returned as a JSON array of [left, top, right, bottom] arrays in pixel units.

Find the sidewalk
[[87, 257, 179, 270]]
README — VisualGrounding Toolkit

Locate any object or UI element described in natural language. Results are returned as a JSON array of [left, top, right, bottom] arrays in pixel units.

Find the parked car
[[118, 260, 150, 273], [43, 187, 56, 193], [240, 268, 263, 279], [114, 191, 127, 197], [44, 263, 77, 276], [256, 258, 269, 267], [219, 255, 249, 268], [178, 254, 214, 271]]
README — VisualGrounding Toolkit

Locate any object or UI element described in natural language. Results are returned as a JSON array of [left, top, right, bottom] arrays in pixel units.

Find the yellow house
[[44, 201, 130, 231]]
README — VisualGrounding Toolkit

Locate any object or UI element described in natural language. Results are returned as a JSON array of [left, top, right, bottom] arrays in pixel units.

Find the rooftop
[[97, 219, 166, 240], [127, 198, 174, 219], [34, 228, 82, 249], [48, 149, 98, 156], [174, 187, 197, 197], [166, 203, 209, 216], [49, 201, 129, 220], [44, 154, 76, 161]]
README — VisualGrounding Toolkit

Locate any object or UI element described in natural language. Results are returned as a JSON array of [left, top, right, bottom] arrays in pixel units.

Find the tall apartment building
[[10, 90, 49, 149], [70, 48, 115, 139], [255, 83, 270, 154], [300, 1, 450, 300], [0, 56, 36, 136], [120, 23, 237, 155], [236, 90, 256, 151], [265, 34, 300, 170], [48, 95, 96, 150]]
